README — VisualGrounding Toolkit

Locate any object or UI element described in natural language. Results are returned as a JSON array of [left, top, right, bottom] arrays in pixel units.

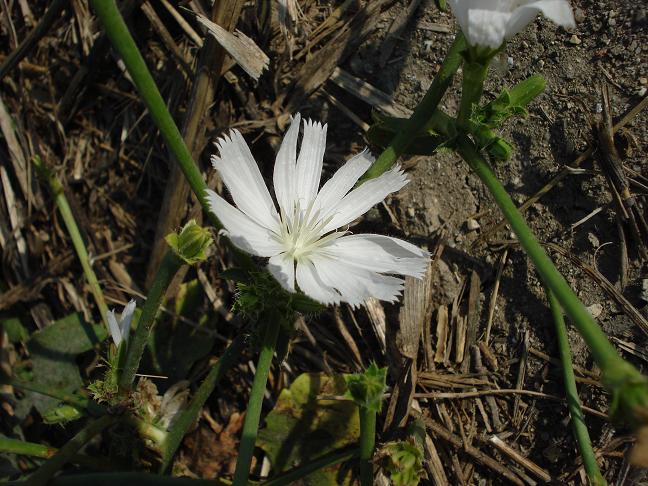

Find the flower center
[[278, 200, 342, 262]]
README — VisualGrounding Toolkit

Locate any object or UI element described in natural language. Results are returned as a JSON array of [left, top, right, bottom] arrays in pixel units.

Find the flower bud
[[344, 362, 387, 413], [165, 219, 213, 265]]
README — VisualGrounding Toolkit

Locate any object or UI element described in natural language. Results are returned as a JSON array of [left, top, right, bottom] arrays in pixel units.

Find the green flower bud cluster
[[165, 219, 213, 265], [344, 362, 387, 413]]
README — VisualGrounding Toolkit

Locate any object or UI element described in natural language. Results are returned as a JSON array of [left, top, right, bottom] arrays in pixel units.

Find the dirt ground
[[1, 0, 648, 484]]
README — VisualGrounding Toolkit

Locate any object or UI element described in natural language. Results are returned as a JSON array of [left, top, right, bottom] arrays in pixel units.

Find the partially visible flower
[[106, 300, 136, 347], [448, 0, 575, 49], [206, 114, 429, 307]]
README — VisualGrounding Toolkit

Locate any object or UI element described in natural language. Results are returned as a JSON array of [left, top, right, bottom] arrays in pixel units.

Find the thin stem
[[160, 335, 246, 472], [0, 436, 57, 459], [362, 33, 466, 181], [28, 415, 118, 486], [261, 448, 358, 486], [547, 289, 607, 486], [232, 318, 281, 486], [32, 155, 109, 328], [118, 249, 184, 391], [87, 0, 218, 229], [457, 136, 621, 370], [358, 407, 376, 486], [457, 60, 489, 126]]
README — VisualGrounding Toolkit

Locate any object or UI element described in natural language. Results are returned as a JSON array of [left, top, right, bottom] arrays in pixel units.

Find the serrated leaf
[[258, 373, 358, 485]]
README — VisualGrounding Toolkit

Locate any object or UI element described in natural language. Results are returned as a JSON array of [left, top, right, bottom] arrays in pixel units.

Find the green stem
[[232, 318, 281, 486], [27, 415, 118, 486], [118, 249, 184, 392], [358, 407, 376, 486], [547, 289, 607, 486], [87, 0, 218, 229], [362, 33, 466, 181], [457, 60, 489, 126], [262, 448, 358, 486], [457, 135, 643, 378], [0, 436, 57, 458], [160, 335, 246, 472], [32, 155, 109, 328]]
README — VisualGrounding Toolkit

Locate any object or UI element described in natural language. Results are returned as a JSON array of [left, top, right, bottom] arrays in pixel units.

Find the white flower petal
[[296, 259, 341, 305], [119, 299, 137, 343], [467, 8, 510, 49], [268, 253, 295, 292], [106, 309, 122, 347], [295, 119, 327, 208], [313, 149, 373, 217], [321, 234, 429, 278], [310, 254, 404, 307], [506, 1, 575, 39], [211, 130, 279, 230], [206, 189, 284, 257], [273, 114, 301, 216], [322, 165, 408, 233]]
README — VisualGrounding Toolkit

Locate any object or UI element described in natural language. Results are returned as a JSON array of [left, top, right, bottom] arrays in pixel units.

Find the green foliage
[[344, 363, 387, 413], [1, 317, 29, 343], [381, 440, 425, 486], [258, 373, 359, 485], [26, 313, 107, 416], [475, 74, 546, 128], [42, 404, 84, 424], [165, 220, 213, 265]]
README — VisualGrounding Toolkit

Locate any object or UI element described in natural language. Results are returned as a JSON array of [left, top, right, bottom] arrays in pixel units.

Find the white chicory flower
[[106, 300, 136, 347], [206, 114, 430, 306], [448, 0, 575, 49]]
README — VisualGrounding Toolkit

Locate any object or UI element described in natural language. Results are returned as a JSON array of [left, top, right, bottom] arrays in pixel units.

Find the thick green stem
[[359, 407, 376, 486], [457, 60, 489, 126], [88, 0, 218, 229], [232, 318, 281, 486], [32, 155, 109, 328], [262, 448, 358, 486], [362, 33, 466, 181], [457, 135, 642, 376], [118, 250, 184, 391], [160, 335, 246, 472], [547, 289, 607, 486], [0, 436, 57, 458], [27, 415, 118, 486]]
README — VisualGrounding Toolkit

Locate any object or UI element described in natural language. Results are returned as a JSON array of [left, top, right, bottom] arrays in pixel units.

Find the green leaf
[[1, 317, 29, 343], [25, 313, 107, 415], [344, 362, 387, 413], [258, 373, 358, 485]]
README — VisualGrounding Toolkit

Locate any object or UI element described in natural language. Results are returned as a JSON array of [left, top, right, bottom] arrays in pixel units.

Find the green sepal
[[382, 439, 426, 486], [344, 362, 387, 413], [476, 74, 546, 128], [165, 219, 213, 265]]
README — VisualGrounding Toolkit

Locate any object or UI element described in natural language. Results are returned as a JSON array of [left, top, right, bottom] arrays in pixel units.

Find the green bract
[[382, 439, 426, 486], [165, 219, 212, 265], [344, 362, 387, 413]]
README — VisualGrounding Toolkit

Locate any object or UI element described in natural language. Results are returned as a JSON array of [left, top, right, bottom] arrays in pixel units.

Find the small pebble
[[587, 303, 603, 318], [639, 77, 648, 85], [568, 34, 581, 45], [638, 87, 648, 97], [466, 218, 480, 231], [574, 7, 586, 23]]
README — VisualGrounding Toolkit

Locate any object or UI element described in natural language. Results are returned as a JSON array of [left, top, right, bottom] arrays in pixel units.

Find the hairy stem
[[160, 336, 246, 472], [359, 407, 376, 486], [32, 155, 109, 328], [118, 250, 184, 391], [362, 33, 466, 181], [547, 289, 607, 486], [232, 318, 281, 485]]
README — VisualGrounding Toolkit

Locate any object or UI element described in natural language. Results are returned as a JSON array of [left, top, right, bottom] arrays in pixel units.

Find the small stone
[[568, 34, 581, 45], [638, 87, 648, 97], [574, 7, 586, 23], [587, 232, 600, 248], [587, 303, 603, 318], [639, 77, 647, 85], [406, 207, 416, 218], [608, 18, 617, 27], [466, 218, 480, 231]]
